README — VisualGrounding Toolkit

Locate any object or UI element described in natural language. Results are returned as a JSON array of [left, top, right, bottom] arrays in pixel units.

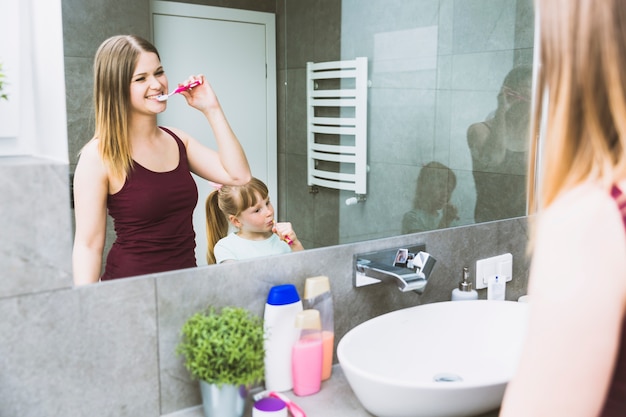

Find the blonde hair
[[91, 35, 161, 180], [205, 178, 270, 264], [531, 0, 626, 213]]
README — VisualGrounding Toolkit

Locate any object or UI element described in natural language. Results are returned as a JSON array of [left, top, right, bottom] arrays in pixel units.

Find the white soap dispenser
[[451, 267, 478, 301]]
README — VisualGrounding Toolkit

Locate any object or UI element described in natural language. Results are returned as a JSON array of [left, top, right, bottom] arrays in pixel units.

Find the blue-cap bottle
[[263, 284, 303, 392]]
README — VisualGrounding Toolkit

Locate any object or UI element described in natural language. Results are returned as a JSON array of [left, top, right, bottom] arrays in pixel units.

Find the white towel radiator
[[306, 57, 368, 199]]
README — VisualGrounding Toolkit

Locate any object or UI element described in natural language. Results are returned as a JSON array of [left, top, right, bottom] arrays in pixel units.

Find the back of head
[[503, 65, 533, 96], [535, 0, 626, 208], [92, 35, 160, 179], [205, 178, 269, 263]]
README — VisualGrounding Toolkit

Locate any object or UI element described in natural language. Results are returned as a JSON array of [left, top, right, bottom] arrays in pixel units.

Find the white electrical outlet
[[475, 253, 512, 290]]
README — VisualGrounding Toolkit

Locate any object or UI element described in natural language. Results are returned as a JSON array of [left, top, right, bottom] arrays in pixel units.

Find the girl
[[401, 161, 458, 234], [205, 177, 304, 264], [72, 35, 251, 285]]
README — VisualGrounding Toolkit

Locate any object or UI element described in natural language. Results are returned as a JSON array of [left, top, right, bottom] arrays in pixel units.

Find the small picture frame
[[406, 252, 416, 269], [394, 248, 409, 267]]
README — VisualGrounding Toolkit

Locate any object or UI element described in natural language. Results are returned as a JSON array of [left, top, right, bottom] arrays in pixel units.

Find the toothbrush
[[272, 220, 293, 245], [156, 79, 202, 101], [253, 390, 306, 417]]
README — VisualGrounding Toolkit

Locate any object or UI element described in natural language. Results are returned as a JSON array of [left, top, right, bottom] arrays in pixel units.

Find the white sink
[[337, 300, 529, 417]]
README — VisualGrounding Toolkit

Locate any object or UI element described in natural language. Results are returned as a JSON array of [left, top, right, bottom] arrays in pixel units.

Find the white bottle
[[451, 267, 478, 301], [263, 284, 303, 392], [487, 275, 506, 301]]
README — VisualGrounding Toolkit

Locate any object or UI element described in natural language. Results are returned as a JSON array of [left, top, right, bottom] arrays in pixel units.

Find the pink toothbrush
[[156, 79, 202, 101]]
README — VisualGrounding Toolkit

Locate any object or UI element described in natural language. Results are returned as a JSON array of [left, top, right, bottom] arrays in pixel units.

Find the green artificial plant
[[0, 62, 8, 101], [176, 306, 265, 387]]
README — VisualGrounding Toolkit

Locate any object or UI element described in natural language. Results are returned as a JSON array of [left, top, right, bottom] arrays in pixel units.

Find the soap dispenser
[[451, 267, 478, 301]]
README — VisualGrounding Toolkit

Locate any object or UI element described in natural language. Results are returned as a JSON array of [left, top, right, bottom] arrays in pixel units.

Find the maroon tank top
[[101, 127, 198, 280], [599, 185, 626, 416]]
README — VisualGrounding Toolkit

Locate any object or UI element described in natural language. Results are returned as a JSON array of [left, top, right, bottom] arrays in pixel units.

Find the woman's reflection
[[467, 65, 532, 223], [72, 35, 251, 286], [402, 161, 458, 234]]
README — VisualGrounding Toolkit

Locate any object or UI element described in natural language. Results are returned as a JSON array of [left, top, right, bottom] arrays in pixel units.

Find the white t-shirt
[[214, 233, 292, 264]]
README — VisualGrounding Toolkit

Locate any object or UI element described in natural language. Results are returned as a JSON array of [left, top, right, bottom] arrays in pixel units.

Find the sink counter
[[163, 365, 500, 417], [163, 365, 370, 417]]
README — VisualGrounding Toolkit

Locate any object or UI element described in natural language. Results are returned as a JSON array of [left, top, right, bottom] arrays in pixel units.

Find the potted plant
[[0, 61, 8, 101], [177, 306, 265, 417]]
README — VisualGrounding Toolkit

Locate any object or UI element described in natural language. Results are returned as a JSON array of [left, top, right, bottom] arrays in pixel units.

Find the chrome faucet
[[354, 246, 436, 293]]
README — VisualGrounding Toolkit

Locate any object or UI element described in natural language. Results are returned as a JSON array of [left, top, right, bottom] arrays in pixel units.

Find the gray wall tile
[[0, 158, 72, 297], [0, 277, 159, 417]]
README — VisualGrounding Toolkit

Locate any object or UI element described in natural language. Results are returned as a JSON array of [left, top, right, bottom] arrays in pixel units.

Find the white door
[[152, 1, 277, 265]]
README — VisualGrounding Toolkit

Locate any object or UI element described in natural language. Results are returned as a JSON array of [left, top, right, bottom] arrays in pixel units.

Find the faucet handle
[[412, 251, 436, 279]]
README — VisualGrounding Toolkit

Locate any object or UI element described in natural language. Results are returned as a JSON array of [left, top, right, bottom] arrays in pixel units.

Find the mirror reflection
[[467, 65, 532, 223], [64, 0, 535, 280], [205, 177, 305, 265]]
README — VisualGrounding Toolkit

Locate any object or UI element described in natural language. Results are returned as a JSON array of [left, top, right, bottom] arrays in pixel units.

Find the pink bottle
[[291, 309, 323, 396], [303, 275, 334, 381]]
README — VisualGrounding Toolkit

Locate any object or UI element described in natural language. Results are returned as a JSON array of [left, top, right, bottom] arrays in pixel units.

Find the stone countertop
[[163, 365, 370, 417], [163, 365, 500, 417]]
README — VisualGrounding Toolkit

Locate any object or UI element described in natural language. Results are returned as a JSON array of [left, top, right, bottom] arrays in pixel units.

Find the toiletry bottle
[[487, 275, 506, 300], [264, 284, 303, 392], [451, 267, 478, 301], [303, 275, 334, 381], [292, 309, 323, 396]]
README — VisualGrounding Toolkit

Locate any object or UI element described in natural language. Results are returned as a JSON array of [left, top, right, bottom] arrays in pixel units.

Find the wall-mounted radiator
[[306, 57, 368, 197]]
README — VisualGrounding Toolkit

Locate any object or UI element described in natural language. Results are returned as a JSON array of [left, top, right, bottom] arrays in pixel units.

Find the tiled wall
[[0, 157, 73, 297], [276, 0, 536, 248], [332, 0, 535, 244], [0, 157, 530, 416]]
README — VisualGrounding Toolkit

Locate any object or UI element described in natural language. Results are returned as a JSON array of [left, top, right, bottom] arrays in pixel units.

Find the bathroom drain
[[433, 373, 463, 382]]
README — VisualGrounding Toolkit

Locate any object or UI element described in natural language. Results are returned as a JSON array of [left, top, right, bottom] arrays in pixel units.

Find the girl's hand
[[440, 203, 459, 228], [272, 221, 302, 249]]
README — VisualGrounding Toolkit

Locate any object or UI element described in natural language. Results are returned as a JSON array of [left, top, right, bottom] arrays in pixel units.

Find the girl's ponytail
[[205, 190, 229, 264]]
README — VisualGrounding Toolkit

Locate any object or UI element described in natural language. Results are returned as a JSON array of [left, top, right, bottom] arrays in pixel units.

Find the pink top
[[101, 127, 198, 280], [599, 185, 626, 416]]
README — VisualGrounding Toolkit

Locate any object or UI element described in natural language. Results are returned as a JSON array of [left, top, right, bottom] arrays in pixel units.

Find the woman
[[500, 1, 626, 415], [72, 35, 251, 285], [467, 65, 532, 223]]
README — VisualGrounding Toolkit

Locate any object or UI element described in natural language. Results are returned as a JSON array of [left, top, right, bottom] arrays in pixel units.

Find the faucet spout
[[354, 248, 437, 294], [356, 260, 427, 292]]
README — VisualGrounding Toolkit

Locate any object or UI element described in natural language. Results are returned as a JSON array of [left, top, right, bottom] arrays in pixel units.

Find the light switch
[[475, 253, 513, 290]]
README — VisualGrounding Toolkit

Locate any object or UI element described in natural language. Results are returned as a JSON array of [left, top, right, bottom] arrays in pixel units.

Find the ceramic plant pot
[[199, 381, 247, 417]]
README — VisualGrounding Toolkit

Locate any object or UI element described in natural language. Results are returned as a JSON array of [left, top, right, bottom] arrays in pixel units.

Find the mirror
[[64, 0, 534, 270], [278, 0, 535, 248]]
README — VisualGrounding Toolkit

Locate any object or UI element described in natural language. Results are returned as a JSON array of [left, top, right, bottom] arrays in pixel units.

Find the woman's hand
[[178, 74, 220, 113]]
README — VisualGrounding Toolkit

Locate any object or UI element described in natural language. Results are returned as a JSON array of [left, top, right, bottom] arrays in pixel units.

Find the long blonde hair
[[205, 178, 270, 264], [91, 35, 161, 180], [532, 0, 626, 212]]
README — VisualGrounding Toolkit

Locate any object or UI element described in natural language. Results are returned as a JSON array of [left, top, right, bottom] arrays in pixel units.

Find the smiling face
[[130, 51, 168, 115]]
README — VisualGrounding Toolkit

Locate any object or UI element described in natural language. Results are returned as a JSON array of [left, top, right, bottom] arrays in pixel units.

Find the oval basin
[[337, 300, 529, 417]]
